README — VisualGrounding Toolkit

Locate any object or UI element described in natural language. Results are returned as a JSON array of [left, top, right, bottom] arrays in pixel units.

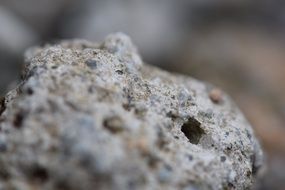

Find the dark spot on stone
[[27, 87, 34, 95], [164, 164, 172, 172], [0, 166, 10, 180], [29, 165, 49, 183], [228, 182, 235, 188], [134, 107, 147, 118], [181, 117, 205, 145], [158, 164, 173, 182], [246, 170, 252, 177], [51, 65, 58, 69], [48, 99, 59, 112], [198, 110, 213, 119], [238, 156, 242, 161], [147, 154, 161, 169], [122, 103, 131, 111], [65, 100, 80, 111], [127, 95, 133, 103], [174, 135, 179, 139], [88, 86, 95, 93], [13, 111, 26, 128], [226, 144, 233, 151], [56, 179, 72, 190], [116, 70, 124, 75], [156, 129, 169, 150], [0, 97, 5, 116], [220, 156, 226, 162], [250, 154, 261, 176], [85, 59, 97, 69], [0, 141, 7, 152], [188, 154, 193, 161], [128, 181, 136, 189], [166, 111, 180, 120], [103, 116, 124, 134], [246, 130, 252, 140]]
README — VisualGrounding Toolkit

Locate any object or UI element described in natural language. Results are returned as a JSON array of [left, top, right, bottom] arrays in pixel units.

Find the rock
[[0, 33, 263, 190]]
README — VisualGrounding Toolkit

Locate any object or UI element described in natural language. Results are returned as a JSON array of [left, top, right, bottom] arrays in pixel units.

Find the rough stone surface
[[0, 33, 263, 190]]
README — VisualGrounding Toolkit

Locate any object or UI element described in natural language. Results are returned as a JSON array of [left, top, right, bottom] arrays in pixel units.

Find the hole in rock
[[181, 117, 205, 144]]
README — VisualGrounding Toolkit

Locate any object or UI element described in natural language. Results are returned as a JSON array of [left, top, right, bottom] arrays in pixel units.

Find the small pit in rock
[[181, 117, 205, 145]]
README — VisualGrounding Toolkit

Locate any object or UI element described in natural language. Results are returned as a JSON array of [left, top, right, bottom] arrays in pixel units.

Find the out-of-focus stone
[[60, 0, 187, 63], [0, 33, 263, 189], [0, 6, 39, 95]]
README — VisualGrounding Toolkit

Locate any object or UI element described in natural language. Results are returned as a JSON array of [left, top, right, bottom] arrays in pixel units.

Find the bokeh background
[[1, 0, 285, 189]]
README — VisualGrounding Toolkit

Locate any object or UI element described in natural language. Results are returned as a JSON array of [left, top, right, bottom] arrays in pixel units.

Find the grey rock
[[0, 33, 263, 190]]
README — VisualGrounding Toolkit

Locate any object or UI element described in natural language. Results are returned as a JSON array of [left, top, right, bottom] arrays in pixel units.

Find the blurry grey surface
[[0, 6, 38, 95]]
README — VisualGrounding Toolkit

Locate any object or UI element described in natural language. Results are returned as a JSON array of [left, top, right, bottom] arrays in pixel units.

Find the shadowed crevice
[[181, 117, 205, 144]]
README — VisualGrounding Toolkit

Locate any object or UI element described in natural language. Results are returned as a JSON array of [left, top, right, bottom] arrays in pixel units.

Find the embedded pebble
[[209, 88, 223, 104]]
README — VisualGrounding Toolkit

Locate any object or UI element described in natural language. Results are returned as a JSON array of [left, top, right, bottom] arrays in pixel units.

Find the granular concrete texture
[[0, 33, 263, 190]]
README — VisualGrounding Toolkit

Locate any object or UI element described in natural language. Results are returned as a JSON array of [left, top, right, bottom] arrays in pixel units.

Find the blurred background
[[0, 0, 285, 189]]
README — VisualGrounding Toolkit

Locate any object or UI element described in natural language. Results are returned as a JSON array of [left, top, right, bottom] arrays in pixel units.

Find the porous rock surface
[[0, 33, 263, 190]]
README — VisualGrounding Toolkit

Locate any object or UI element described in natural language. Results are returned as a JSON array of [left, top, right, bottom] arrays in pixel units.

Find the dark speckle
[[198, 110, 213, 119], [158, 164, 173, 182], [246, 170, 252, 177], [13, 111, 26, 128], [188, 154, 193, 161], [174, 135, 179, 139], [88, 86, 95, 93], [0, 97, 5, 115], [0, 140, 7, 152], [226, 144, 233, 151], [29, 165, 49, 183], [220, 156, 226, 162], [0, 167, 10, 180], [250, 153, 261, 176], [116, 70, 124, 75], [166, 111, 180, 120], [27, 87, 34, 95], [134, 77, 139, 82], [85, 59, 97, 69], [246, 130, 252, 140]]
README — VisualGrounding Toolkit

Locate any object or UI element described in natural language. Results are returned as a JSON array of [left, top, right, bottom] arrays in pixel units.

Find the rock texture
[[0, 33, 263, 190]]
